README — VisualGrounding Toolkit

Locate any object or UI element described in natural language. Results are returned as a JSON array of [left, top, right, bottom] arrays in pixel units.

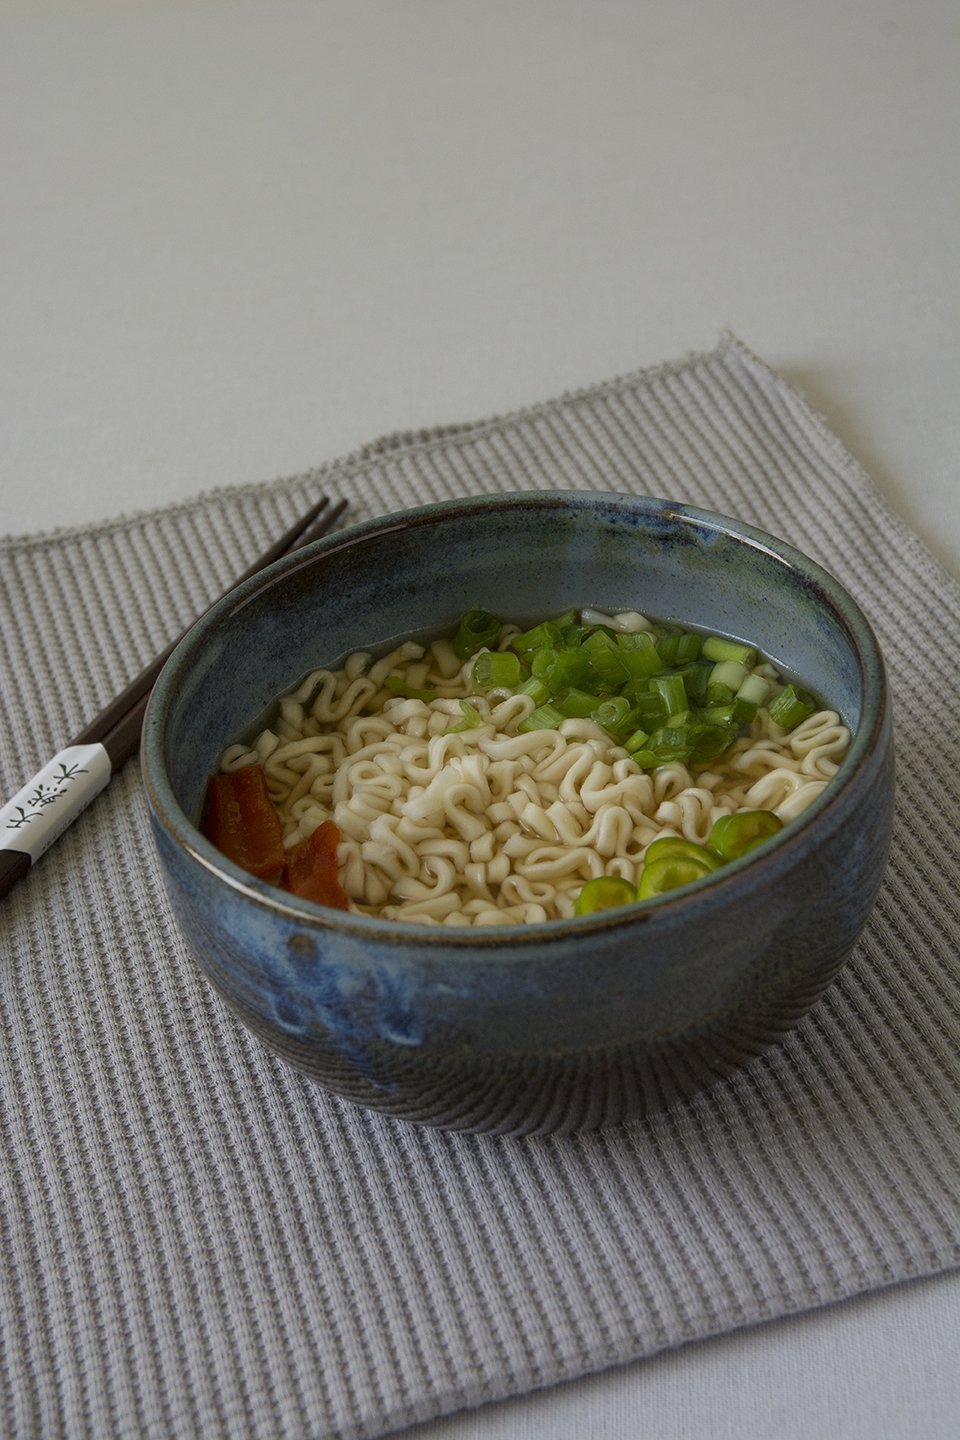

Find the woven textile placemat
[[1, 334, 958, 1439]]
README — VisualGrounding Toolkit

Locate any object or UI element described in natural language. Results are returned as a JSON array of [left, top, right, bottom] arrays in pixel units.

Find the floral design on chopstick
[[4, 761, 89, 831]]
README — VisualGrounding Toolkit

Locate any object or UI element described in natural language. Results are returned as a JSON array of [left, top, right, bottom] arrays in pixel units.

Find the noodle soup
[[203, 607, 850, 924]]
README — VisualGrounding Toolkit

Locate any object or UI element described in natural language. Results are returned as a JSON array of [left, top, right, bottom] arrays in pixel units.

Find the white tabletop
[[2, 1, 957, 1435]]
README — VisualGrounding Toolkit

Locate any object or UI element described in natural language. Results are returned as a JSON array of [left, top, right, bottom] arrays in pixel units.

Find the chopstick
[[0, 494, 348, 900]]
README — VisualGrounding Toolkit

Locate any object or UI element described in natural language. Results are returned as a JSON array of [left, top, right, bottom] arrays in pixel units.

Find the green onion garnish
[[516, 675, 550, 705], [737, 672, 770, 707], [384, 675, 437, 701], [556, 687, 602, 718], [650, 673, 687, 716], [767, 684, 816, 730], [441, 701, 485, 734], [582, 631, 630, 685], [647, 724, 694, 762], [590, 695, 634, 738], [707, 660, 749, 704], [452, 609, 501, 659], [676, 661, 712, 706], [517, 703, 566, 733], [473, 650, 522, 690], [456, 608, 821, 781], [510, 619, 563, 653], [702, 635, 758, 668]]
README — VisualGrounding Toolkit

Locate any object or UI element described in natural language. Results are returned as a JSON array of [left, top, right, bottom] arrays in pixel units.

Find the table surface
[[2, 2, 957, 1436]]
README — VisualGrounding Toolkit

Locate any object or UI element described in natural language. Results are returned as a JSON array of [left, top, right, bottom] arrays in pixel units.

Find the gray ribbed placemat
[[1, 334, 958, 1440]]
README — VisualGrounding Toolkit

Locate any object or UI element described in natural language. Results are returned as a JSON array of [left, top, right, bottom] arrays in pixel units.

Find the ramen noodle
[[207, 608, 851, 924]]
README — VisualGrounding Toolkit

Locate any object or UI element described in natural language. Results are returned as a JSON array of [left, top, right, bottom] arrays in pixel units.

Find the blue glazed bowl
[[141, 491, 893, 1135]]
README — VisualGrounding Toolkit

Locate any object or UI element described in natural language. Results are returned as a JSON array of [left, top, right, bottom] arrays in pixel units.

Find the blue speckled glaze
[[142, 492, 894, 1134]]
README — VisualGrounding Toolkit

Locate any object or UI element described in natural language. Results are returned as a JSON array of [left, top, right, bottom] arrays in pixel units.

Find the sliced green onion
[[615, 629, 659, 654], [384, 675, 437, 701], [708, 809, 783, 861], [517, 703, 566, 733], [582, 631, 630, 685], [676, 661, 712, 706], [650, 673, 687, 716], [674, 631, 702, 663], [628, 748, 660, 770], [575, 875, 638, 915], [618, 651, 661, 685], [544, 649, 604, 694], [657, 631, 702, 665], [642, 836, 721, 870], [623, 727, 651, 754], [638, 853, 715, 899], [707, 660, 749, 704], [737, 672, 770, 707], [621, 686, 667, 723], [516, 675, 550, 705], [473, 650, 522, 690], [530, 645, 559, 678], [558, 623, 605, 647], [591, 695, 634, 738], [451, 609, 501, 659], [441, 701, 485, 734], [690, 723, 736, 762], [556, 687, 602, 718], [702, 635, 758, 668], [767, 683, 816, 729], [731, 697, 759, 726], [647, 725, 694, 762], [510, 619, 563, 653], [654, 633, 681, 665], [699, 702, 736, 727]]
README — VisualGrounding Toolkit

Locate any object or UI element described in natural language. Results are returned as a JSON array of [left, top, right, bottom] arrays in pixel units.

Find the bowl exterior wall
[[144, 492, 894, 1135], [151, 715, 893, 1136]]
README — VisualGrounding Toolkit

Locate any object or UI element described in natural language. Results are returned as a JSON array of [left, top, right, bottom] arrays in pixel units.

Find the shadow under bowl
[[142, 491, 894, 1135]]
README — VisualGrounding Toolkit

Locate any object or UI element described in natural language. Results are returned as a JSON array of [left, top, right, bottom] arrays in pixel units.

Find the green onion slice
[[452, 609, 501, 659], [441, 700, 485, 734], [516, 675, 550, 705], [767, 684, 816, 730], [702, 635, 758, 668], [517, 703, 566, 733], [651, 672, 687, 716], [509, 619, 563, 653], [384, 675, 437, 701], [556, 687, 603, 718], [473, 650, 522, 690]]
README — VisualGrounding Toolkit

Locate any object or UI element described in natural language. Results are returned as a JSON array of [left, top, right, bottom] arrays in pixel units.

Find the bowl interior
[[152, 492, 877, 859]]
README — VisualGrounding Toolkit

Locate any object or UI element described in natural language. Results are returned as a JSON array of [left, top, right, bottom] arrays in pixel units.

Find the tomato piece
[[283, 820, 350, 910], [201, 765, 285, 881]]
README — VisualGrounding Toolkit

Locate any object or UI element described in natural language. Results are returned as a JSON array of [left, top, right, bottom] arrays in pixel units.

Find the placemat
[[1, 334, 958, 1440]]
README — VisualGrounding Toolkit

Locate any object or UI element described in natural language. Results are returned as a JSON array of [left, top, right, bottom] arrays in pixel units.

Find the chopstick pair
[[0, 494, 348, 901]]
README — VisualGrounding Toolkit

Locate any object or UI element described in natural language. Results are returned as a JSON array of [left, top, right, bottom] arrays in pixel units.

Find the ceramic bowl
[[141, 491, 894, 1135]]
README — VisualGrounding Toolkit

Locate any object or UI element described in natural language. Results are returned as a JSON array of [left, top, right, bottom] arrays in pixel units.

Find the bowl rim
[[141, 489, 890, 949]]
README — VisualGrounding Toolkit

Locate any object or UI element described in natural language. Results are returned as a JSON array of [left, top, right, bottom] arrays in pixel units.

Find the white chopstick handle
[[0, 744, 112, 865]]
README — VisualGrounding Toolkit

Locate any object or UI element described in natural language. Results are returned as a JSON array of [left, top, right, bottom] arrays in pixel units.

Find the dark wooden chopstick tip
[[0, 849, 32, 900]]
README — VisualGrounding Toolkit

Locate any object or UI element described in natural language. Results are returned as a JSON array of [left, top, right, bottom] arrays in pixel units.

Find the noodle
[[217, 627, 851, 925]]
